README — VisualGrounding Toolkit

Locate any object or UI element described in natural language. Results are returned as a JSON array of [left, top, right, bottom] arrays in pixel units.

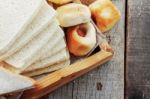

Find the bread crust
[[67, 23, 96, 56], [89, 0, 121, 32], [57, 3, 91, 27], [22, 60, 70, 77]]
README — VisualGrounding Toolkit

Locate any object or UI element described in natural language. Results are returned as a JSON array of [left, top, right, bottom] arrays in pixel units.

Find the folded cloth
[[0, 67, 34, 95]]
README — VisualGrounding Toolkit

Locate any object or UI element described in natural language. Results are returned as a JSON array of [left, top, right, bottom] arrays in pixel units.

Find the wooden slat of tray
[[21, 51, 113, 99], [126, 0, 150, 99]]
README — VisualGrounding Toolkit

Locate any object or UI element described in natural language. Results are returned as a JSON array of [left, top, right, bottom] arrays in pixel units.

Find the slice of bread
[[22, 60, 70, 77], [5, 20, 59, 71], [0, 67, 35, 95], [0, 0, 43, 56], [28, 27, 65, 65], [25, 48, 70, 72], [0, 1, 56, 60], [39, 38, 66, 60]]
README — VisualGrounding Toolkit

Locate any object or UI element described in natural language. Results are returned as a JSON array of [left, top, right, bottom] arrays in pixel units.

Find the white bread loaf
[[0, 1, 56, 60], [0, 67, 34, 95], [39, 38, 66, 60], [25, 48, 70, 72], [22, 60, 70, 77], [5, 20, 59, 71], [56, 3, 91, 27], [0, 0, 43, 56], [26, 27, 65, 66]]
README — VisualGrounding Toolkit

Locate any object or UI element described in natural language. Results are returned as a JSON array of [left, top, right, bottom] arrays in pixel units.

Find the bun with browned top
[[48, 0, 73, 5], [89, 0, 121, 32], [67, 22, 96, 56], [57, 3, 91, 27]]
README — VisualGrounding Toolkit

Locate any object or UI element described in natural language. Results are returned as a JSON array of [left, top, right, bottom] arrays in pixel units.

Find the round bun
[[67, 23, 96, 56], [89, 0, 121, 32], [57, 3, 91, 27], [48, 0, 73, 5]]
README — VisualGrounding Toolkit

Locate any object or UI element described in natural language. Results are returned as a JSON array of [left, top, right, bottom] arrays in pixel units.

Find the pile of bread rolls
[[48, 0, 121, 56]]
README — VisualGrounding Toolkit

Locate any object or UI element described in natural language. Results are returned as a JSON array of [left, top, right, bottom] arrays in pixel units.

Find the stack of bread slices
[[0, 0, 70, 77]]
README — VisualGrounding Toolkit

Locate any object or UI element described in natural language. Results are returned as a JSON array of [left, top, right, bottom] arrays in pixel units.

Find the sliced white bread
[[23, 60, 70, 77], [25, 48, 70, 72], [0, 67, 35, 95], [0, 0, 43, 56], [39, 38, 66, 60], [28, 27, 65, 65], [0, 1, 56, 60], [5, 20, 59, 70], [22, 39, 67, 74]]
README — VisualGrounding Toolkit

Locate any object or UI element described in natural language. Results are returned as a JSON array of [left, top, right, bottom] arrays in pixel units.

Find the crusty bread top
[[0, 0, 43, 55], [0, 67, 34, 95], [89, 0, 121, 32], [56, 3, 91, 27]]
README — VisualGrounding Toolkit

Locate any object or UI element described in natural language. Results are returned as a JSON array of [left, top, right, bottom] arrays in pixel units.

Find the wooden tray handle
[[21, 50, 113, 99]]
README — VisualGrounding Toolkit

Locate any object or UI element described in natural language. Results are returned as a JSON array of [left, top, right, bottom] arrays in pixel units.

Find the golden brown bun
[[48, 0, 73, 5], [89, 0, 121, 32], [56, 3, 91, 27], [80, 0, 96, 5], [67, 23, 96, 56]]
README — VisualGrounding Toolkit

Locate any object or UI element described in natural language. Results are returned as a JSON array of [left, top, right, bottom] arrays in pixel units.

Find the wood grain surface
[[126, 0, 150, 99], [45, 0, 125, 99], [21, 51, 113, 99]]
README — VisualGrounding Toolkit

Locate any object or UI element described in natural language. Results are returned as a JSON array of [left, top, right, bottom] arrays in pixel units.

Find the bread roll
[[89, 0, 121, 32], [67, 22, 96, 56], [57, 3, 91, 27], [76, 0, 96, 5], [48, 0, 73, 5]]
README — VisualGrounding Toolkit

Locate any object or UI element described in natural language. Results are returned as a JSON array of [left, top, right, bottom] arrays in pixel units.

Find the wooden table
[[41, 0, 150, 99], [126, 0, 150, 99]]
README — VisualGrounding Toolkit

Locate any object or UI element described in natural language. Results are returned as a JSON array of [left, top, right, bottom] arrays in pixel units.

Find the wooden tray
[[20, 0, 114, 96], [2, 1, 114, 98], [20, 50, 113, 99]]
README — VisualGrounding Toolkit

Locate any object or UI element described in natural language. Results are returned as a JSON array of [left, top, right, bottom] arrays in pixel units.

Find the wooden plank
[[21, 51, 113, 99], [48, 0, 125, 99], [126, 0, 150, 99]]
